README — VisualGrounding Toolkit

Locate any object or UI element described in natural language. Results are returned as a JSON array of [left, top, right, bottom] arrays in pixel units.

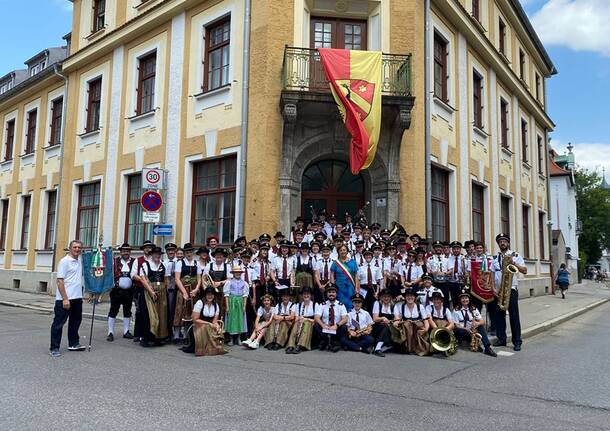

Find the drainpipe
[[237, 0, 251, 236], [545, 129, 554, 292], [51, 63, 68, 272], [424, 0, 432, 241]]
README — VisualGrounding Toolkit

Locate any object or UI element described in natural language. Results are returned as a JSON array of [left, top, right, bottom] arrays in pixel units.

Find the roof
[[24, 47, 68, 67], [601, 172, 610, 190], [549, 158, 570, 177], [552, 230, 564, 246], [0, 69, 28, 86], [508, 0, 557, 75]]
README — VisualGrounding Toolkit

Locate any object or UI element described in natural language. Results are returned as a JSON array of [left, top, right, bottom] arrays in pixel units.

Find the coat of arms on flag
[[318, 48, 383, 174]]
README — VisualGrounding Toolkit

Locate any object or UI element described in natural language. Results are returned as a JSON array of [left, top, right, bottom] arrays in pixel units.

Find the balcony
[[280, 46, 414, 129], [281, 46, 412, 97]]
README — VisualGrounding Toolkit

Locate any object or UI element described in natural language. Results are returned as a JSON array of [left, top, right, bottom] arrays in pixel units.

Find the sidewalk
[[1, 281, 609, 339]]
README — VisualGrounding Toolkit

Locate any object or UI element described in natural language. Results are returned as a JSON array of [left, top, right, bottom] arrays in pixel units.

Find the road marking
[[497, 351, 515, 357]]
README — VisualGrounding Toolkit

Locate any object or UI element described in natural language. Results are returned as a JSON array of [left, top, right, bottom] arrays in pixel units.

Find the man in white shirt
[[340, 293, 375, 353], [314, 284, 348, 352], [106, 243, 137, 342], [50, 240, 86, 357], [313, 244, 334, 304], [357, 249, 382, 312], [163, 242, 178, 342]]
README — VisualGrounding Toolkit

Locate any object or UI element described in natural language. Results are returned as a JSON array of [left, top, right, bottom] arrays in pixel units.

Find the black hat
[[182, 242, 195, 252], [386, 243, 396, 250], [274, 231, 285, 239], [371, 223, 381, 229], [118, 242, 132, 251], [325, 283, 338, 292], [333, 235, 343, 242], [362, 248, 374, 256], [212, 247, 228, 257], [350, 293, 365, 303], [140, 240, 154, 250], [259, 244, 270, 251], [299, 241, 310, 249], [458, 289, 471, 298], [151, 246, 163, 255], [421, 274, 433, 282], [293, 216, 305, 223], [328, 213, 337, 220], [410, 233, 422, 240], [496, 233, 510, 244], [278, 239, 290, 247], [241, 250, 252, 259], [341, 229, 351, 236], [378, 288, 392, 297], [344, 212, 352, 219], [407, 249, 416, 256], [315, 232, 327, 240], [403, 288, 417, 297], [196, 246, 209, 256], [450, 241, 463, 248], [293, 228, 306, 236], [416, 246, 427, 254], [371, 243, 382, 251], [319, 209, 328, 217], [301, 286, 313, 295], [395, 238, 406, 246], [432, 240, 443, 248], [354, 223, 363, 230], [249, 239, 259, 246], [381, 229, 391, 235], [310, 220, 321, 227], [164, 242, 177, 250], [234, 235, 246, 243], [203, 286, 216, 296], [354, 240, 365, 247], [431, 290, 444, 300], [362, 225, 372, 232], [320, 243, 332, 251], [259, 233, 271, 241], [310, 240, 321, 248], [288, 241, 298, 249], [464, 240, 474, 248]]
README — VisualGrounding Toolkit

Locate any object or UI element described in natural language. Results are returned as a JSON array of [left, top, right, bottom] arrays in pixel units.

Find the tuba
[[388, 221, 407, 240], [498, 253, 518, 311], [430, 326, 457, 356]]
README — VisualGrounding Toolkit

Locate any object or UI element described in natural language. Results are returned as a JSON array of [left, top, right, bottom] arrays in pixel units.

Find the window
[[125, 174, 152, 246], [77, 182, 101, 248], [191, 156, 237, 244], [86, 77, 102, 133], [473, 70, 483, 129], [501, 196, 511, 235], [537, 135, 545, 174], [431, 167, 450, 242], [538, 211, 545, 259], [25, 110, 37, 154], [472, 184, 485, 243], [521, 119, 528, 163], [44, 190, 57, 249], [535, 73, 541, 100], [311, 18, 367, 50], [499, 18, 506, 54], [500, 98, 509, 149], [136, 52, 156, 115], [522, 205, 530, 258], [203, 17, 231, 92], [20, 195, 31, 249], [0, 199, 8, 250], [4, 119, 15, 161], [49, 98, 63, 147], [519, 49, 526, 80], [93, 0, 106, 33], [472, 0, 480, 21], [433, 32, 448, 102]]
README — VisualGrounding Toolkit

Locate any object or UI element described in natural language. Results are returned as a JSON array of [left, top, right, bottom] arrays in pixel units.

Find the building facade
[[0, 0, 556, 296]]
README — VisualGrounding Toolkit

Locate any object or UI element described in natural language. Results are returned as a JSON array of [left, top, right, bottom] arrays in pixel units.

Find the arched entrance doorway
[[301, 159, 365, 221]]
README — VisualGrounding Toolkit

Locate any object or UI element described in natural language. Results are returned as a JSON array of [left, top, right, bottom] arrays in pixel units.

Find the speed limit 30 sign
[[142, 168, 165, 190]]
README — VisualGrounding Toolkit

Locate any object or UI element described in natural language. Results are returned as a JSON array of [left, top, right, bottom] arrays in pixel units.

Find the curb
[[0, 300, 120, 323]]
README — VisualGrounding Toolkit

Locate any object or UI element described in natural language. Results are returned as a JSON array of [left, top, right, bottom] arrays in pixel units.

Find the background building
[[0, 0, 556, 297]]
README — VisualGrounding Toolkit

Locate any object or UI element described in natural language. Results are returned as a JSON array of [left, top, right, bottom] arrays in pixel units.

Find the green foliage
[[575, 169, 610, 264]]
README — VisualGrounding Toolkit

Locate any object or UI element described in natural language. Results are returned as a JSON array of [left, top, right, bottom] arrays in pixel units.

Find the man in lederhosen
[[163, 242, 179, 343], [106, 243, 136, 341], [132, 240, 154, 343]]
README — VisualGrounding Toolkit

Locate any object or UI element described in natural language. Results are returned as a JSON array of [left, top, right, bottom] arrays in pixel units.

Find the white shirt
[[115, 258, 135, 289], [428, 254, 448, 277], [426, 304, 453, 322], [291, 301, 316, 317], [163, 257, 177, 279], [445, 254, 467, 281], [383, 257, 402, 275], [393, 303, 428, 320], [315, 257, 335, 281], [315, 300, 348, 325], [174, 258, 197, 275], [256, 306, 275, 322], [372, 301, 394, 316], [358, 263, 382, 285], [401, 261, 424, 282], [252, 259, 271, 282], [453, 307, 482, 330], [419, 287, 442, 307], [138, 261, 165, 278], [56, 254, 83, 300], [274, 301, 294, 316], [493, 251, 525, 289], [193, 301, 220, 317], [272, 255, 296, 279], [347, 309, 374, 331]]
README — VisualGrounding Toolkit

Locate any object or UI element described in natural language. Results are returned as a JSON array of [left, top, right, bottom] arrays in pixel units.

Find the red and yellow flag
[[318, 48, 382, 174]]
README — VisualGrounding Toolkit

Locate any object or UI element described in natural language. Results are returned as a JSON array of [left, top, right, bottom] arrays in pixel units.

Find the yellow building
[[0, 0, 555, 296]]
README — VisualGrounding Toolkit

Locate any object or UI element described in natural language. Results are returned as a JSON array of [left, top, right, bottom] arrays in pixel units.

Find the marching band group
[[103, 212, 527, 359]]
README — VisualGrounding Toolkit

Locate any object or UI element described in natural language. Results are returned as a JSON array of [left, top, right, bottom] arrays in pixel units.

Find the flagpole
[[424, 0, 433, 242], [87, 294, 98, 352]]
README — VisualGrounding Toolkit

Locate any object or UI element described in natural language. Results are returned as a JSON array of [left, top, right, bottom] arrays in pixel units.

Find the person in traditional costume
[[253, 244, 274, 304], [173, 243, 198, 342], [239, 250, 257, 330], [330, 244, 360, 311], [453, 290, 497, 357], [383, 243, 403, 299], [313, 284, 348, 353], [264, 289, 294, 350], [285, 286, 316, 354], [357, 248, 382, 313], [136, 247, 168, 347], [313, 243, 334, 305], [107, 243, 136, 342], [223, 265, 249, 345], [163, 243, 179, 343], [371, 289, 395, 357], [391, 288, 430, 356], [202, 247, 231, 316], [182, 286, 227, 356], [340, 293, 375, 353], [294, 241, 314, 296], [132, 240, 154, 343], [426, 291, 454, 331], [195, 246, 211, 276], [242, 294, 275, 349], [271, 239, 295, 301]]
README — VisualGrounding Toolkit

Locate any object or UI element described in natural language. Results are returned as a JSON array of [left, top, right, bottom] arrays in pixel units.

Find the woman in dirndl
[[138, 247, 169, 347], [294, 241, 314, 297], [330, 244, 360, 311], [183, 286, 227, 356], [223, 265, 249, 345], [391, 288, 430, 356], [264, 289, 295, 349], [174, 243, 198, 337]]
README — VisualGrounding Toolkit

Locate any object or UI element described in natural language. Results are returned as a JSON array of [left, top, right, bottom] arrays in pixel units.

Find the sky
[[0, 0, 608, 177]]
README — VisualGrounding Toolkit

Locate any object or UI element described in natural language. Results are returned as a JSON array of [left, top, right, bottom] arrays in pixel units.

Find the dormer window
[[29, 59, 47, 77]]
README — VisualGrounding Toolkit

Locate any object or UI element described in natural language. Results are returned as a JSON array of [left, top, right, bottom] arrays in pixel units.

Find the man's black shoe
[[318, 342, 328, 351], [373, 349, 386, 357], [285, 347, 295, 354], [293, 346, 302, 354], [493, 340, 507, 347], [106, 333, 114, 342], [513, 344, 522, 351], [330, 344, 341, 353], [123, 331, 133, 339], [484, 347, 497, 357]]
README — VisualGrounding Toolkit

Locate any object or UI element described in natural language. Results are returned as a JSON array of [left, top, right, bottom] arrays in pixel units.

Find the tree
[[575, 168, 610, 264]]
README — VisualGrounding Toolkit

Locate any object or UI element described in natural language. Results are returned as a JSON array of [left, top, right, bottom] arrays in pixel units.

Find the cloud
[[551, 140, 610, 174], [530, 0, 610, 56], [53, 0, 72, 12]]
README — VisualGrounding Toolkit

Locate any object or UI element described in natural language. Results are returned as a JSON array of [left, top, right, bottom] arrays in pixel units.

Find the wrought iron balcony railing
[[282, 46, 412, 97]]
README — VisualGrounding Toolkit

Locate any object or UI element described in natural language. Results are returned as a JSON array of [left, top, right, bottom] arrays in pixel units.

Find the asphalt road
[[1, 304, 609, 431]]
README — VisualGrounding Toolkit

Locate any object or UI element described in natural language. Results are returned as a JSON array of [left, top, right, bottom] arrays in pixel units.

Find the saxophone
[[470, 327, 482, 352], [498, 252, 518, 311]]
